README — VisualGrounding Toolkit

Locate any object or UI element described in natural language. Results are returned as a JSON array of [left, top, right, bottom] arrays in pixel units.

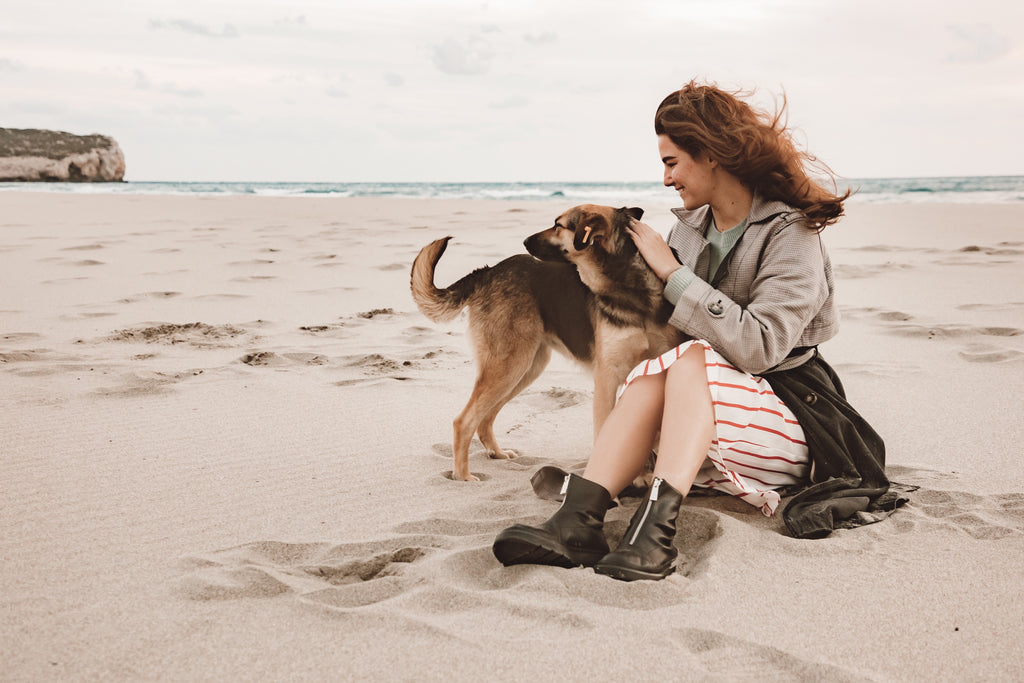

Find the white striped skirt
[[618, 339, 809, 516]]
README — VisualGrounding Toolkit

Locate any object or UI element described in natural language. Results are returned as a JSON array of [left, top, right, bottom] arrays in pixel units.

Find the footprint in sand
[[60, 243, 107, 251], [953, 244, 1024, 257], [832, 360, 922, 377], [1, 331, 43, 343], [956, 301, 1024, 313], [110, 322, 248, 346], [837, 306, 915, 323], [520, 386, 588, 411], [958, 344, 1024, 364], [430, 442, 453, 459], [844, 244, 937, 254], [230, 275, 277, 282], [440, 470, 493, 482], [65, 311, 118, 320], [179, 538, 444, 609], [239, 351, 328, 367], [0, 348, 79, 373], [405, 346, 455, 368], [190, 293, 252, 301], [93, 369, 206, 397], [402, 325, 441, 342], [303, 253, 340, 263], [314, 260, 346, 269], [886, 474, 1024, 539], [336, 351, 431, 383], [0, 350, 48, 364], [932, 252, 1020, 266], [343, 352, 409, 372], [354, 307, 397, 320], [673, 628, 868, 681], [118, 291, 183, 304], [834, 263, 915, 279], [841, 308, 1024, 360], [888, 323, 1023, 340], [0, 347, 94, 378]]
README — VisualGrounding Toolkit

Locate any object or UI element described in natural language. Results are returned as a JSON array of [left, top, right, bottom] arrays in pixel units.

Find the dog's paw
[[445, 470, 482, 482], [486, 447, 518, 460]]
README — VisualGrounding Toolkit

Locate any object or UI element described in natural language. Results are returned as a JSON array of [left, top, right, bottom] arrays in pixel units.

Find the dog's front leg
[[591, 373, 617, 442], [591, 325, 638, 442]]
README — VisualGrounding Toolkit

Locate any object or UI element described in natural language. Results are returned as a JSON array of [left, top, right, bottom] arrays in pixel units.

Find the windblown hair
[[655, 80, 850, 229]]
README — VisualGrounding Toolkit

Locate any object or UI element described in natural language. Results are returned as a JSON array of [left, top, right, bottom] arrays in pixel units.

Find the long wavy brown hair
[[655, 80, 850, 229]]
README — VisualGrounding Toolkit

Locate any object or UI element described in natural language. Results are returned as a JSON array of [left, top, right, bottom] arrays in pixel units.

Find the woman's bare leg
[[583, 343, 715, 497], [651, 344, 715, 494], [582, 372, 665, 496]]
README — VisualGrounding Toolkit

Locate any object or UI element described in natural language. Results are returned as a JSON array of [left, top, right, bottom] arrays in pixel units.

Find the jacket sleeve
[[667, 218, 830, 375]]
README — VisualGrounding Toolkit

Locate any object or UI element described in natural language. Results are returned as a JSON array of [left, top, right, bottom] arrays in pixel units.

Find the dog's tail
[[410, 237, 477, 322]]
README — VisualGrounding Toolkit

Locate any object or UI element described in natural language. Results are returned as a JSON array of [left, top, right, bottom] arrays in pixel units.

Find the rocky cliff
[[0, 128, 126, 182]]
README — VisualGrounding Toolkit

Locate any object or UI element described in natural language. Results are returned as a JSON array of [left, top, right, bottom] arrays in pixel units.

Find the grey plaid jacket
[[666, 195, 839, 375]]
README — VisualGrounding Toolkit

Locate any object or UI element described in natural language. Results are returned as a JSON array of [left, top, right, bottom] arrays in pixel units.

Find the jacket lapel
[[667, 194, 794, 284], [668, 205, 711, 278]]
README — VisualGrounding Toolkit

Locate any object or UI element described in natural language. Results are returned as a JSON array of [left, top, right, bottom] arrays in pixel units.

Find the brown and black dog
[[410, 204, 682, 481]]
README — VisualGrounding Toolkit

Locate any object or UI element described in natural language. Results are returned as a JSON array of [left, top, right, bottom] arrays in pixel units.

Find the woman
[[492, 80, 888, 581]]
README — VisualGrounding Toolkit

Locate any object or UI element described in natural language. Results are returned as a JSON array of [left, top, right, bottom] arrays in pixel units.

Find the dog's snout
[[524, 233, 568, 263]]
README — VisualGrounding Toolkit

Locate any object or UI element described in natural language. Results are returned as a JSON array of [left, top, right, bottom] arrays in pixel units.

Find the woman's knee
[[665, 343, 707, 382], [616, 371, 666, 411]]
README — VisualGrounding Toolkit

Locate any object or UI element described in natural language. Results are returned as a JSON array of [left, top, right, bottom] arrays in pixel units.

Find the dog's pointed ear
[[572, 213, 610, 251], [624, 206, 644, 221]]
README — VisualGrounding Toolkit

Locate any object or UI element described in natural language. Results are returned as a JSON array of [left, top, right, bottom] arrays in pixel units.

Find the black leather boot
[[594, 477, 683, 581], [492, 474, 611, 568]]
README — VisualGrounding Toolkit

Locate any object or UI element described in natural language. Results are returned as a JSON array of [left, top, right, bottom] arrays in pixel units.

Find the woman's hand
[[627, 218, 681, 282]]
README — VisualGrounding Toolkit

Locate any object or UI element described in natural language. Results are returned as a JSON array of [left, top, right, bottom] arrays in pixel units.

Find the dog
[[410, 204, 682, 481]]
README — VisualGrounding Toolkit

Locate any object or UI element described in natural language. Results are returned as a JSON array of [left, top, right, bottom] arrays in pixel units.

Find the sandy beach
[[2, 192, 1023, 681]]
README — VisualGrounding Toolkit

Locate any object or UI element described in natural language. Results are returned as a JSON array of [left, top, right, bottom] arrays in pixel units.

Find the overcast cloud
[[1, 0, 1020, 181]]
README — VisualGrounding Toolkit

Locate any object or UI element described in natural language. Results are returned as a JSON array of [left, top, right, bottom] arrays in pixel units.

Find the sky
[[1, 0, 1021, 182]]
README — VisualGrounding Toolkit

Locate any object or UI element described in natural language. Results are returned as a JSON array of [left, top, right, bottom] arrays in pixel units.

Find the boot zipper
[[554, 474, 572, 512], [629, 478, 662, 545]]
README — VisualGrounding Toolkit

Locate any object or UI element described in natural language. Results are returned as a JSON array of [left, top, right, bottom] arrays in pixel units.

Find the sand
[[1, 192, 1023, 681]]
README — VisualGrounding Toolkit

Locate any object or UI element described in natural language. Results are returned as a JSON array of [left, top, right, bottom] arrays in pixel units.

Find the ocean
[[1, 176, 1022, 204]]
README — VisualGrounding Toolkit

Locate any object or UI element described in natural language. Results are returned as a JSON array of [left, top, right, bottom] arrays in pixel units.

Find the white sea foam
[[1, 177, 1022, 203]]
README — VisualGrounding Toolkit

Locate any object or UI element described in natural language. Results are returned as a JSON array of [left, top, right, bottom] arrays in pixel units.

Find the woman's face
[[658, 135, 716, 209]]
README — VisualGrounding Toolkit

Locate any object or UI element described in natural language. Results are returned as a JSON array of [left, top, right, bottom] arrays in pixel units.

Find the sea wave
[[1, 177, 1022, 203]]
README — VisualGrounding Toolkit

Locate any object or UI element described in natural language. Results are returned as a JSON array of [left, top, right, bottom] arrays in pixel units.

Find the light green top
[[663, 215, 749, 305], [706, 215, 748, 281]]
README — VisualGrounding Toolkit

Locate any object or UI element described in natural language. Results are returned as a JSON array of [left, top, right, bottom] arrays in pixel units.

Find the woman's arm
[[667, 219, 830, 374]]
